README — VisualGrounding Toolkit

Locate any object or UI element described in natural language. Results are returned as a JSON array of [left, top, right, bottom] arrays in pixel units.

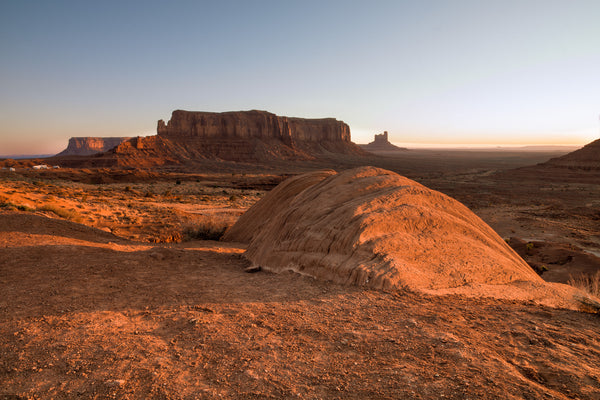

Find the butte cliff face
[[157, 110, 351, 143], [109, 110, 363, 164], [58, 137, 131, 156]]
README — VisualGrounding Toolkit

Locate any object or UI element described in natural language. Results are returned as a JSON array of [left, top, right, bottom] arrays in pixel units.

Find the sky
[[1, 0, 600, 155]]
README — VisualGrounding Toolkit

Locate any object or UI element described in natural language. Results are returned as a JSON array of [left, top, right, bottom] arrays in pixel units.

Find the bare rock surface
[[223, 170, 336, 243], [234, 166, 593, 309]]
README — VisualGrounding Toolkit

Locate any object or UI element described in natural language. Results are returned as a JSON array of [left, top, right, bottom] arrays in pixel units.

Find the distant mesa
[[59, 110, 368, 167], [58, 137, 131, 156], [359, 131, 407, 152], [225, 166, 591, 309], [542, 138, 600, 170]]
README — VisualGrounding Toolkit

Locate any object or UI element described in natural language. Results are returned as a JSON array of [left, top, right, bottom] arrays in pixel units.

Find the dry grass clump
[[568, 271, 600, 298], [0, 194, 35, 212], [38, 203, 83, 223], [0, 201, 34, 212], [181, 213, 238, 241]]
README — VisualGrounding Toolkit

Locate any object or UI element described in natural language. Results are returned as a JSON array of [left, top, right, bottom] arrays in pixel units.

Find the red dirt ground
[[1, 211, 600, 399]]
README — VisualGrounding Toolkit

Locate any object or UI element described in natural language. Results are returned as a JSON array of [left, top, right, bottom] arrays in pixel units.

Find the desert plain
[[1, 145, 600, 399]]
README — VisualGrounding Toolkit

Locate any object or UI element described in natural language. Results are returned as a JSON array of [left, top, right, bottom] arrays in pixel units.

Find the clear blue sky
[[1, 0, 600, 155]]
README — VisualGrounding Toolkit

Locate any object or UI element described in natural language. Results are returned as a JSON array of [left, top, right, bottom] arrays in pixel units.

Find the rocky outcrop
[[226, 167, 592, 309], [58, 137, 130, 156], [359, 131, 407, 152]]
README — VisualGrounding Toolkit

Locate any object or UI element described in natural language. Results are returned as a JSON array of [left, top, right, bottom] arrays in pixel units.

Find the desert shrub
[[568, 271, 600, 298], [181, 214, 238, 241], [38, 204, 82, 223], [176, 179, 182, 185], [526, 242, 534, 252]]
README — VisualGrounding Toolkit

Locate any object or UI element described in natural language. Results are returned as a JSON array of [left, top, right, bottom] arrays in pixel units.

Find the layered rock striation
[[157, 110, 351, 143], [55, 110, 366, 167], [145, 110, 364, 162], [225, 167, 593, 309], [58, 137, 131, 156]]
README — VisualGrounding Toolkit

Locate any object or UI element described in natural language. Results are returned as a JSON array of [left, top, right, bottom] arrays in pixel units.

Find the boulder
[[228, 166, 594, 309]]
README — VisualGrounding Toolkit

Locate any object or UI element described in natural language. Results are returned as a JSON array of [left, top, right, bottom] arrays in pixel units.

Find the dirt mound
[[0, 212, 120, 244], [231, 167, 593, 309]]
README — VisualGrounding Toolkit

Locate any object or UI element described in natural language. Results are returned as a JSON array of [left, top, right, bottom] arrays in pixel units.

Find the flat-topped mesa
[[156, 110, 351, 144], [57, 137, 131, 156]]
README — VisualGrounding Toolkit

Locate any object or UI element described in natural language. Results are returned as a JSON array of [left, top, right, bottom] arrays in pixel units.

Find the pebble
[[105, 379, 125, 387]]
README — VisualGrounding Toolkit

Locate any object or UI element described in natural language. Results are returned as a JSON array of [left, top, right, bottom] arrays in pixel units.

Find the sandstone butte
[[57, 137, 131, 156], [359, 131, 407, 152], [103, 110, 366, 165], [225, 166, 596, 310]]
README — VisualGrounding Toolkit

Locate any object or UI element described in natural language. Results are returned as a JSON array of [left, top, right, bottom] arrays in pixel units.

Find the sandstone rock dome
[[228, 167, 591, 308]]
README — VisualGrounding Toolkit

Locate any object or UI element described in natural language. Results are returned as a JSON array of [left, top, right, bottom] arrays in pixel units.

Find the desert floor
[[1, 149, 600, 399]]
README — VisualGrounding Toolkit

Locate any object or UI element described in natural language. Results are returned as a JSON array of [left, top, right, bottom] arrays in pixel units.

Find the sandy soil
[[1, 211, 599, 399]]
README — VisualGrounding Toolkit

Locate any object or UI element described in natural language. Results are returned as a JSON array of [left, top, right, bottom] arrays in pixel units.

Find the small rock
[[244, 265, 261, 273]]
